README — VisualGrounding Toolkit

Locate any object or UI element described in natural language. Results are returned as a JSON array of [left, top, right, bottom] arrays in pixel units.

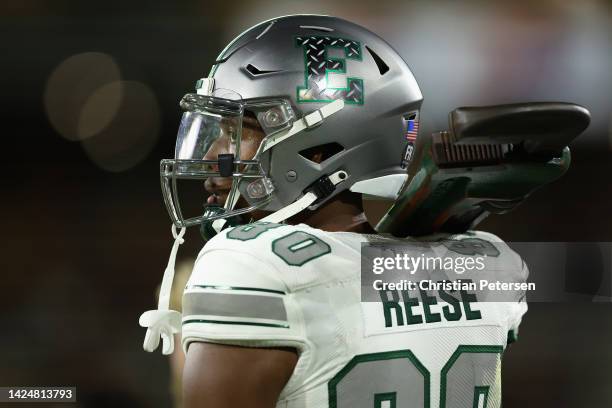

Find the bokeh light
[[44, 52, 121, 141], [81, 81, 161, 172], [78, 80, 124, 140]]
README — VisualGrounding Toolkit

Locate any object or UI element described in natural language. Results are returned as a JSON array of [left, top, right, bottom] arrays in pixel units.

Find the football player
[[141, 15, 528, 408]]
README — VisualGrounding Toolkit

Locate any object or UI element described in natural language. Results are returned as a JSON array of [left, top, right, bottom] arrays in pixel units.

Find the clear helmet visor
[[161, 91, 295, 228]]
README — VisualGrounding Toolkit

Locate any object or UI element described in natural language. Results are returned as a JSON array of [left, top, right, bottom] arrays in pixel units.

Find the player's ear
[[299, 142, 344, 164], [310, 151, 324, 164]]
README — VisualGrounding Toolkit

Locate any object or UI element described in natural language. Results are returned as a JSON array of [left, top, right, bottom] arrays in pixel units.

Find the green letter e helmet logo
[[296, 36, 364, 105]]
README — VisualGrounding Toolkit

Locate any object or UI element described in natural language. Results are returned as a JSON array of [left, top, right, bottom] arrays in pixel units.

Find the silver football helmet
[[161, 14, 423, 228]]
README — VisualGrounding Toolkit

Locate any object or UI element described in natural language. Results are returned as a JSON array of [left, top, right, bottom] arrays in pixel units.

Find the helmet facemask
[[161, 90, 296, 228]]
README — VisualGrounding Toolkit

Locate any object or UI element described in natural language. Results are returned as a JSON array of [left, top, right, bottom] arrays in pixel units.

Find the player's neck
[[289, 191, 376, 233]]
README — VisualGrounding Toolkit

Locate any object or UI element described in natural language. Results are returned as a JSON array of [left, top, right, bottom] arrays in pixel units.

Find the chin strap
[[139, 225, 186, 355], [259, 191, 318, 224], [260, 170, 348, 224]]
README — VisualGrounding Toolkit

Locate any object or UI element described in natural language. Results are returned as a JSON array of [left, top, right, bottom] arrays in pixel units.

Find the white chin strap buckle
[[139, 225, 186, 355], [139, 309, 182, 354]]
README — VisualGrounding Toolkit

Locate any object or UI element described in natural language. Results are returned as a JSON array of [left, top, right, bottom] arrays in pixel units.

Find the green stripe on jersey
[[187, 285, 286, 295], [183, 319, 289, 329]]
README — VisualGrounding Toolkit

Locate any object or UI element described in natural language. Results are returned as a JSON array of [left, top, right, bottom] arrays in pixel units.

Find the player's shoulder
[[197, 221, 344, 270], [442, 230, 512, 254], [202, 222, 321, 253], [462, 230, 519, 258], [195, 222, 361, 290], [459, 230, 528, 279], [188, 223, 294, 293], [428, 229, 522, 268]]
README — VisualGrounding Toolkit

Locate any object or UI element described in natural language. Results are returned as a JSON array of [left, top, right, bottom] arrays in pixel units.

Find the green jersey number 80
[[329, 345, 503, 408]]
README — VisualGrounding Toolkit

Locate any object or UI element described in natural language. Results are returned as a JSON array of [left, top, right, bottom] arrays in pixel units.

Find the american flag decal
[[400, 111, 419, 168], [405, 116, 419, 141]]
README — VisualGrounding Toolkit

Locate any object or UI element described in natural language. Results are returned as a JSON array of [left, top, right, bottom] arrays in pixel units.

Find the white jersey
[[182, 222, 528, 408]]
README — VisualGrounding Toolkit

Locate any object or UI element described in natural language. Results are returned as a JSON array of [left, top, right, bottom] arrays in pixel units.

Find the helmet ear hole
[[299, 142, 344, 164]]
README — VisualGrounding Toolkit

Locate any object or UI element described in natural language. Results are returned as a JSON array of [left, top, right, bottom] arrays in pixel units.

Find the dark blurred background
[[2, 0, 612, 406]]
